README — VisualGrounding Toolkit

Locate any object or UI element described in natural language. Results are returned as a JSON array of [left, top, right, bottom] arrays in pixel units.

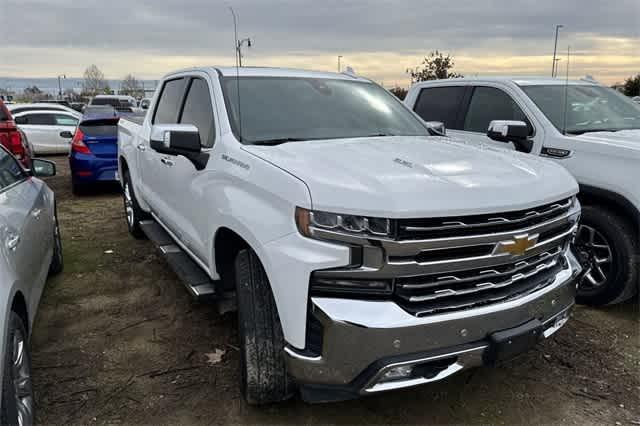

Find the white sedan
[[13, 110, 79, 154], [8, 103, 81, 118]]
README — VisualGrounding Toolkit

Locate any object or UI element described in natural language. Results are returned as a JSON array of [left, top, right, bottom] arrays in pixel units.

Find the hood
[[572, 129, 640, 156], [243, 136, 578, 218]]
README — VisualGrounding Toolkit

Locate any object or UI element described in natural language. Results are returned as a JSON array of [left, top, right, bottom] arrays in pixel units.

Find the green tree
[[622, 74, 640, 97], [389, 86, 408, 100], [407, 50, 463, 83]]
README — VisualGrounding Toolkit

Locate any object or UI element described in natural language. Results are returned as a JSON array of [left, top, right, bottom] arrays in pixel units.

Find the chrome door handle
[[6, 234, 20, 251], [137, 144, 146, 152], [160, 157, 174, 167]]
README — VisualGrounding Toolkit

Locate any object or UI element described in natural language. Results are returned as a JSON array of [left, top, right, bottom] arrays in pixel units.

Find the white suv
[[406, 77, 639, 306]]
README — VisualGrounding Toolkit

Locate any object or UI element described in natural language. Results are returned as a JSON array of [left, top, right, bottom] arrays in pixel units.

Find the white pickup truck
[[405, 78, 640, 306], [118, 67, 582, 404]]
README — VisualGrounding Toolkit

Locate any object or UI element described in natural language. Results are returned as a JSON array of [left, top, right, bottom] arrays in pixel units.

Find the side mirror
[[487, 120, 533, 153], [424, 121, 446, 137], [60, 131, 73, 138], [31, 158, 56, 177], [149, 124, 209, 170]]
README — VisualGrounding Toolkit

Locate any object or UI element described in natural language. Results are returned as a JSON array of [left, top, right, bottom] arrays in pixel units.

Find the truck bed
[[120, 112, 146, 126]]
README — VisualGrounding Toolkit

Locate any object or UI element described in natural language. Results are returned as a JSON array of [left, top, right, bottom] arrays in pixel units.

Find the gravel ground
[[32, 156, 639, 425]]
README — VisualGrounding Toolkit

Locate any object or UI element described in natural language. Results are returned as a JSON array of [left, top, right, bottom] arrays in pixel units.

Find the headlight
[[296, 207, 393, 239]]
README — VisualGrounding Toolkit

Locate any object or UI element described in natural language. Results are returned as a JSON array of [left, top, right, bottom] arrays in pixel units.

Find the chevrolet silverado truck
[[405, 77, 640, 306], [118, 67, 582, 404]]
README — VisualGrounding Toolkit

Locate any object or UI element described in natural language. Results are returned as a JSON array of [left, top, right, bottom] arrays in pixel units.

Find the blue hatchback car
[[69, 107, 120, 194]]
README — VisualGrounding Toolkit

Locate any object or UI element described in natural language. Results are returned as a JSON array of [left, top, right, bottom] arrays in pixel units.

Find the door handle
[[137, 144, 146, 152], [160, 157, 175, 167], [6, 234, 20, 251]]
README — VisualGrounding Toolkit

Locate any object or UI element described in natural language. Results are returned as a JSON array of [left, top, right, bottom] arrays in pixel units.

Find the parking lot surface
[[33, 156, 639, 425]]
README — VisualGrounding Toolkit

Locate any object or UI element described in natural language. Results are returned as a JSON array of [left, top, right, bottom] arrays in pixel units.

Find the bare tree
[[120, 74, 144, 98], [82, 64, 111, 96], [407, 51, 463, 83], [389, 86, 408, 100]]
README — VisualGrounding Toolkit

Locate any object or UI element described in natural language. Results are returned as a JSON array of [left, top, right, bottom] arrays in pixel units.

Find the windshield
[[221, 77, 429, 143], [520, 84, 640, 134]]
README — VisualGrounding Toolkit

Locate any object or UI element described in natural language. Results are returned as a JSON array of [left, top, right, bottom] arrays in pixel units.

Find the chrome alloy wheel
[[11, 326, 34, 426], [574, 224, 613, 288], [123, 182, 134, 228]]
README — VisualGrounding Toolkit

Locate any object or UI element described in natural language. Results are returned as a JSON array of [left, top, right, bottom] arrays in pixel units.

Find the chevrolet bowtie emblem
[[495, 233, 539, 256]]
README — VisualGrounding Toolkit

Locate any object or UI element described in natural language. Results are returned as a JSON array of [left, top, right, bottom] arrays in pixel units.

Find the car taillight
[[71, 128, 91, 154], [0, 128, 25, 159]]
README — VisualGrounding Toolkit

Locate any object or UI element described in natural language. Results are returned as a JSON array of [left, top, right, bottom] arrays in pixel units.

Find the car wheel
[[71, 180, 85, 196], [1, 312, 35, 426], [122, 171, 149, 239], [234, 249, 293, 404], [48, 205, 63, 275], [574, 206, 638, 306]]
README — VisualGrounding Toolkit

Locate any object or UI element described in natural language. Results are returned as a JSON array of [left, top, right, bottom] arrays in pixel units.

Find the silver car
[[0, 146, 61, 425]]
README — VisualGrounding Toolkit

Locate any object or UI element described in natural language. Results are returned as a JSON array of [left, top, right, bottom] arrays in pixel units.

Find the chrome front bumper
[[285, 254, 580, 401]]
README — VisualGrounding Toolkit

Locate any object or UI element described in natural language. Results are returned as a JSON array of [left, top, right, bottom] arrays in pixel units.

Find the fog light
[[379, 365, 413, 383]]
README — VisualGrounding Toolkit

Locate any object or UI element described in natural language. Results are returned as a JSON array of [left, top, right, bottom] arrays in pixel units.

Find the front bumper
[[285, 253, 580, 401]]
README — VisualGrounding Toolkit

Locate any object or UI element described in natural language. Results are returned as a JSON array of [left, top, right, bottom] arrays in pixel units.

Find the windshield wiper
[[249, 137, 309, 146], [566, 129, 622, 135]]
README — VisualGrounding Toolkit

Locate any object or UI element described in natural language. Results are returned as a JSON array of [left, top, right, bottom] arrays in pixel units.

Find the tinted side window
[[464, 87, 531, 133], [54, 114, 78, 126], [17, 114, 56, 125], [0, 148, 26, 190], [180, 78, 215, 147], [153, 78, 187, 124], [413, 86, 466, 130]]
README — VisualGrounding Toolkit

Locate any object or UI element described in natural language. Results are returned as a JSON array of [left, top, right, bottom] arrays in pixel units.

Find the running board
[[140, 220, 219, 300]]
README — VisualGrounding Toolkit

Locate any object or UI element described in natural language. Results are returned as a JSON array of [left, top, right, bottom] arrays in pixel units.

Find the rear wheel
[[1, 312, 34, 426], [122, 171, 149, 239], [574, 206, 638, 306], [234, 249, 293, 404]]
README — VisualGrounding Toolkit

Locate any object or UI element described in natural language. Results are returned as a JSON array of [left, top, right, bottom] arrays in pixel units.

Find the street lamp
[[338, 55, 343, 73], [552, 25, 564, 77], [237, 37, 252, 67], [57, 74, 66, 98]]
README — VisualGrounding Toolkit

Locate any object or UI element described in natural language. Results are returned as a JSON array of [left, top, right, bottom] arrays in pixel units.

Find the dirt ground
[[32, 155, 639, 425]]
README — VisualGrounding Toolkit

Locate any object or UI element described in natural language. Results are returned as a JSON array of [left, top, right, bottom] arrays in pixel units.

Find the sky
[[1, 0, 639, 87]]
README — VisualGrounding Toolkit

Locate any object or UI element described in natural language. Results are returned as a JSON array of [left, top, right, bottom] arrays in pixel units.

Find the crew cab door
[[411, 85, 544, 154], [153, 75, 217, 265], [140, 77, 188, 218], [0, 147, 51, 294]]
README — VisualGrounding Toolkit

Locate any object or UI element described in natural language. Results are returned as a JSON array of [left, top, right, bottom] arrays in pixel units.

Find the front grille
[[394, 248, 564, 316], [311, 197, 578, 318], [397, 198, 573, 240]]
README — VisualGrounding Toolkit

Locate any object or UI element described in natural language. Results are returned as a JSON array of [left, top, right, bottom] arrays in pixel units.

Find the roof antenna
[[562, 45, 570, 135], [229, 5, 243, 142]]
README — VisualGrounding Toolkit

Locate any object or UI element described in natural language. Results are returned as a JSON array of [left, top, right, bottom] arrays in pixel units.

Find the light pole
[[338, 56, 343, 73], [552, 25, 563, 77], [237, 37, 252, 67], [57, 74, 66, 98]]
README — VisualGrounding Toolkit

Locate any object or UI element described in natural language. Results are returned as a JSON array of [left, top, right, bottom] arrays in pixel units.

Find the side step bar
[[140, 220, 219, 300]]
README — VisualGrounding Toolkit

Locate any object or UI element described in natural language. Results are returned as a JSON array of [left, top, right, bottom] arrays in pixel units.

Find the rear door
[[52, 113, 79, 152], [14, 112, 58, 153], [0, 147, 49, 295], [141, 77, 188, 218]]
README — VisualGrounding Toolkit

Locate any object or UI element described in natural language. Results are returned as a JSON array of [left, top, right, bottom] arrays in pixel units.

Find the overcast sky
[[1, 0, 638, 86]]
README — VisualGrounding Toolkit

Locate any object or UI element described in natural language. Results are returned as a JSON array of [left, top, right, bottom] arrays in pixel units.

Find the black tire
[[71, 180, 85, 196], [48, 205, 63, 276], [574, 205, 638, 306], [1, 312, 34, 426], [122, 170, 149, 239], [234, 249, 293, 404]]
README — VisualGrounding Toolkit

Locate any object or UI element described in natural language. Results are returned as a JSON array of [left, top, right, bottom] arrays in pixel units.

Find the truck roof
[[167, 66, 373, 83], [412, 76, 601, 87]]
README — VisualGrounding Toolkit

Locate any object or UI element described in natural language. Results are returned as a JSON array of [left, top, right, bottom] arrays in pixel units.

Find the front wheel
[[234, 249, 293, 404], [1, 312, 35, 426], [574, 206, 638, 306]]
